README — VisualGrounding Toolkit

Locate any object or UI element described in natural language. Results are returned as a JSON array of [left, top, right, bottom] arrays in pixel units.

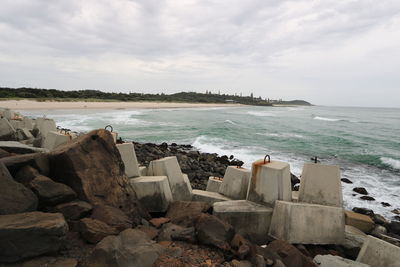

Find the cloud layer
[[1, 0, 400, 107]]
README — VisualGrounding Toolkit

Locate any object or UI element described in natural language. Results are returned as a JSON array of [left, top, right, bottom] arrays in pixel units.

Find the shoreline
[[0, 100, 243, 110]]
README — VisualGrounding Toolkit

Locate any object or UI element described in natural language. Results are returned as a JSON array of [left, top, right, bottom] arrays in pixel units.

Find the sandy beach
[[0, 100, 242, 110]]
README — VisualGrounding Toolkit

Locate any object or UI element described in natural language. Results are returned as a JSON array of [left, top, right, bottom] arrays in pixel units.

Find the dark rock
[[136, 225, 159, 239], [171, 226, 196, 243], [49, 129, 148, 224], [0, 211, 68, 263], [88, 229, 164, 267], [79, 218, 119, 244], [360, 196, 375, 201], [14, 165, 39, 185], [373, 214, 389, 225], [291, 173, 300, 190], [19, 256, 78, 267], [195, 213, 235, 250], [53, 200, 93, 220], [29, 175, 77, 206], [353, 187, 368, 195], [0, 152, 49, 176], [0, 148, 11, 159], [341, 178, 353, 184], [387, 221, 400, 236], [0, 162, 38, 215], [91, 205, 132, 232], [266, 240, 317, 267], [392, 209, 400, 215], [381, 202, 391, 207], [293, 184, 300, 191], [0, 141, 46, 154], [166, 201, 211, 227], [149, 217, 171, 228], [157, 223, 186, 241], [352, 207, 374, 217]]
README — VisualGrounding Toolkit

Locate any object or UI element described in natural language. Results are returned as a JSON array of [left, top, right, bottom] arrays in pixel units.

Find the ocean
[[23, 105, 400, 219]]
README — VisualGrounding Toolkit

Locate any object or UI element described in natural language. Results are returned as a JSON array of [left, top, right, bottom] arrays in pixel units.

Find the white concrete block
[[182, 174, 193, 195], [213, 200, 273, 244], [10, 118, 34, 131], [292, 191, 299, 202], [0, 118, 16, 139], [130, 176, 173, 212], [192, 189, 231, 204], [206, 176, 222, 192], [139, 166, 147, 176], [42, 131, 71, 150], [16, 128, 34, 140], [219, 166, 251, 200], [268, 201, 345, 244], [356, 235, 400, 267], [314, 255, 369, 267], [116, 143, 140, 178], [34, 118, 57, 138], [111, 132, 118, 143], [2, 109, 14, 120], [147, 156, 192, 201], [247, 160, 292, 206], [299, 163, 343, 207]]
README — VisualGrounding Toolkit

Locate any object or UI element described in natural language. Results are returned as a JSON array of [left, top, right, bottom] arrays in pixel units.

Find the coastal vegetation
[[0, 87, 311, 106]]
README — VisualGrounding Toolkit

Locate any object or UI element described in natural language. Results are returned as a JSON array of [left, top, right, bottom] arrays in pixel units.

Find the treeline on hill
[[0, 87, 311, 106]]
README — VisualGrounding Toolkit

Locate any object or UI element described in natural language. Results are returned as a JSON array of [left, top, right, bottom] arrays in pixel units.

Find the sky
[[1, 0, 400, 107]]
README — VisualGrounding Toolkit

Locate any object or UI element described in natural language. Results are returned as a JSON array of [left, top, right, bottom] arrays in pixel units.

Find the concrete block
[[130, 176, 173, 212], [192, 190, 231, 204], [182, 174, 192, 195], [111, 132, 118, 143], [345, 211, 375, 233], [206, 176, 222, 192], [298, 163, 343, 207], [314, 255, 369, 267], [213, 200, 273, 244], [219, 166, 251, 199], [2, 109, 14, 120], [16, 128, 34, 140], [269, 201, 345, 244], [356, 235, 400, 267], [0, 118, 16, 139], [116, 143, 140, 178], [344, 225, 367, 250], [292, 191, 299, 202], [9, 118, 34, 131], [139, 166, 147, 176], [34, 118, 57, 139], [247, 160, 292, 206], [147, 156, 192, 201], [42, 131, 71, 150]]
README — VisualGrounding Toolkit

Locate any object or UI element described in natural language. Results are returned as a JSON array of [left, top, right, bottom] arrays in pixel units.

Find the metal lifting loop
[[311, 156, 319, 163], [105, 125, 113, 132], [264, 154, 271, 164]]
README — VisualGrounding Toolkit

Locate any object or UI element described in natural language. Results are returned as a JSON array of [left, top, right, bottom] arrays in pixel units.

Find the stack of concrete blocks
[[116, 143, 140, 178], [147, 156, 192, 201], [42, 131, 72, 151], [34, 117, 57, 147], [130, 176, 173, 212], [206, 176, 222, 192], [356, 235, 400, 267], [268, 163, 345, 244], [212, 159, 291, 243]]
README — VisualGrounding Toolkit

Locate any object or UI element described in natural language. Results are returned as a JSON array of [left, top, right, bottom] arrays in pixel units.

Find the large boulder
[[266, 240, 317, 267], [53, 200, 93, 221], [0, 152, 49, 176], [0, 212, 68, 263], [29, 175, 77, 206], [195, 213, 235, 250], [88, 229, 164, 267], [165, 201, 211, 227], [0, 162, 38, 215], [91, 205, 132, 232], [79, 218, 119, 244], [49, 129, 148, 223]]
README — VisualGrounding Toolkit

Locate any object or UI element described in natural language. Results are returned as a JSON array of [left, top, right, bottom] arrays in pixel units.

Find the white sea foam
[[381, 157, 400, 170], [224, 119, 237, 125], [247, 111, 277, 117], [256, 132, 304, 139], [313, 116, 341, 122]]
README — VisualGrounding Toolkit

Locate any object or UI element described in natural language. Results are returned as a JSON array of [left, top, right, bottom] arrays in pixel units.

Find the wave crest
[[381, 157, 400, 170]]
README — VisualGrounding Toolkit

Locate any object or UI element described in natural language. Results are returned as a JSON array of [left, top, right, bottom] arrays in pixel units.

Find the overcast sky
[[1, 0, 400, 107]]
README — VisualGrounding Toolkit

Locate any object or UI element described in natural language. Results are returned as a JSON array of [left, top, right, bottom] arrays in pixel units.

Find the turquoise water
[[23, 105, 400, 219]]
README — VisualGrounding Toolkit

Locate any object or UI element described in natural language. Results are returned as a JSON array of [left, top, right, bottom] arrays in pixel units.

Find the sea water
[[23, 105, 400, 219]]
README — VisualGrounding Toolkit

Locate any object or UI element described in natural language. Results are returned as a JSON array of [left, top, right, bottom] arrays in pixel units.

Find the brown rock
[[54, 200, 93, 220], [166, 201, 211, 227], [29, 175, 77, 206], [157, 223, 186, 241], [91, 205, 132, 231], [266, 240, 317, 267], [88, 229, 164, 267], [20, 256, 78, 267], [150, 217, 171, 228], [0, 148, 11, 159], [79, 218, 119, 244], [14, 165, 39, 184], [345, 211, 375, 233], [195, 213, 235, 250], [353, 187, 368, 195], [136, 225, 159, 239], [49, 129, 147, 223], [0, 211, 68, 263], [0, 152, 49, 176], [0, 162, 38, 215]]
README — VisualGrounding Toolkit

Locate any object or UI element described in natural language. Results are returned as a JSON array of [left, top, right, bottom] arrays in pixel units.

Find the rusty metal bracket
[[105, 125, 113, 132], [264, 154, 271, 164]]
